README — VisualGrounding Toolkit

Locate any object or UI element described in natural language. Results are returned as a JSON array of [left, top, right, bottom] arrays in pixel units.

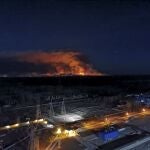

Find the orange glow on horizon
[[17, 51, 103, 76]]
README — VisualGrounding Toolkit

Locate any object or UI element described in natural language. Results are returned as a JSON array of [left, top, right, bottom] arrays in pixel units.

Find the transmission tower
[[61, 99, 66, 115], [49, 97, 55, 119], [36, 98, 42, 120], [36, 104, 42, 120], [29, 97, 41, 150]]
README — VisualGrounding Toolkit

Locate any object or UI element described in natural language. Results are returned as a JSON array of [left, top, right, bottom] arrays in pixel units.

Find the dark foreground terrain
[[0, 75, 150, 107], [1, 75, 150, 92]]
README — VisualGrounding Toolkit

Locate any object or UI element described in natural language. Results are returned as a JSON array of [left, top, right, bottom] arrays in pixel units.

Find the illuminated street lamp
[[105, 117, 108, 122], [5, 125, 10, 129], [142, 108, 146, 112], [33, 119, 38, 123], [104, 117, 110, 126], [126, 112, 129, 116], [25, 121, 30, 125], [14, 123, 19, 127], [38, 119, 44, 122], [43, 121, 48, 124]]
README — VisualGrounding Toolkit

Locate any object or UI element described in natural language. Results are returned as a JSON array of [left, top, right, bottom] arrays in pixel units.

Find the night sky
[[0, 0, 150, 75]]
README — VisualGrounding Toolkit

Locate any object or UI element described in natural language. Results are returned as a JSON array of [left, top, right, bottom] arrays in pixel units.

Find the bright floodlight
[[54, 113, 83, 123], [56, 128, 61, 134], [46, 124, 54, 128], [68, 130, 77, 137]]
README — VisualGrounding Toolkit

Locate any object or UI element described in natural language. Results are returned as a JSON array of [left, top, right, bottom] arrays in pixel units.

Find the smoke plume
[[0, 51, 102, 77]]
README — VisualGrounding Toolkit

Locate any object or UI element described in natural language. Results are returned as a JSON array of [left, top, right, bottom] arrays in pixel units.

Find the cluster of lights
[[2, 118, 48, 130], [4, 123, 19, 130], [2, 108, 149, 132], [55, 128, 77, 137], [5, 123, 19, 129], [64, 130, 77, 137], [33, 118, 44, 123]]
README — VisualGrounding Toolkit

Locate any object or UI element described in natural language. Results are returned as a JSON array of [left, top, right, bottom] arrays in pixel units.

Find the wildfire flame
[[0, 50, 103, 77], [17, 51, 101, 76]]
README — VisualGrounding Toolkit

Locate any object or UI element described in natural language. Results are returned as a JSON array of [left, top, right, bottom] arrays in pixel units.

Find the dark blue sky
[[0, 0, 150, 75]]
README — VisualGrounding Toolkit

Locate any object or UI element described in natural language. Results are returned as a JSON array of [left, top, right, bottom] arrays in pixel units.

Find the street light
[[5, 125, 10, 129], [38, 119, 44, 122], [14, 123, 19, 127], [126, 112, 129, 116], [33, 119, 38, 123], [25, 121, 30, 125], [43, 121, 48, 124], [105, 117, 108, 122], [104, 117, 110, 126]]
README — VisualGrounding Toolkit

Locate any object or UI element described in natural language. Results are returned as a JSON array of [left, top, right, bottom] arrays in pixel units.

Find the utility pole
[[49, 97, 55, 119]]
